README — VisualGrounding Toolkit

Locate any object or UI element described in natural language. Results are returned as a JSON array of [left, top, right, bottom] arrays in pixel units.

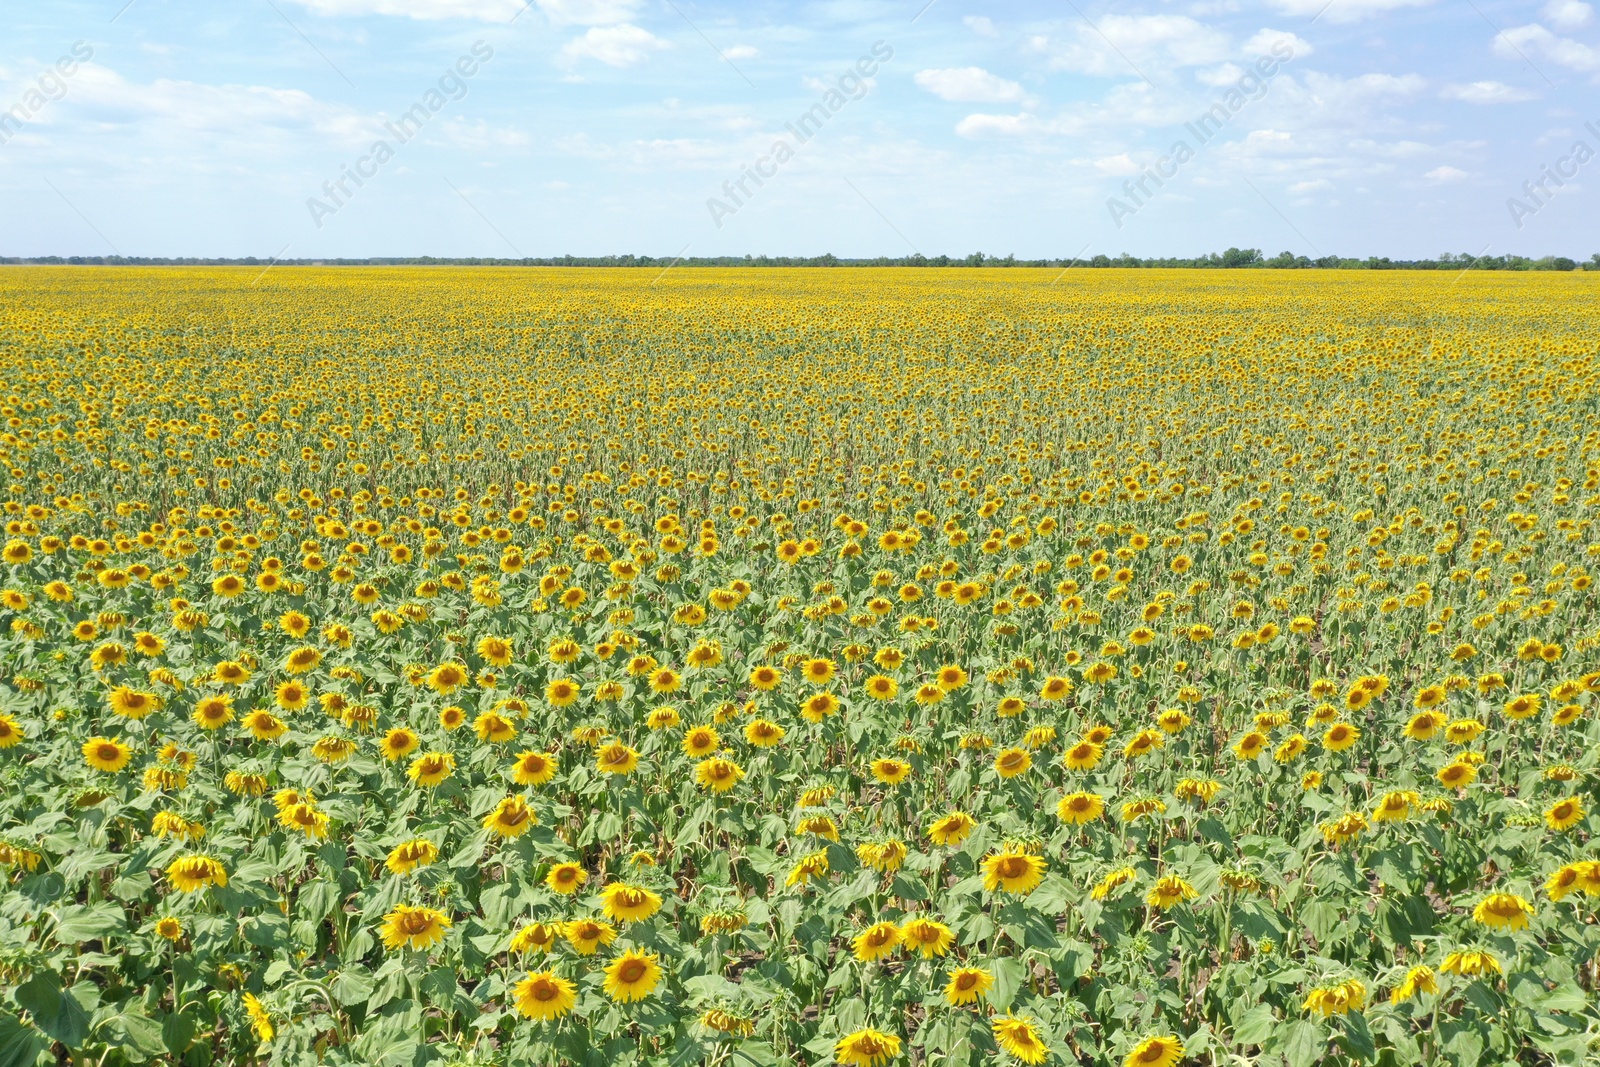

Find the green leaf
[[99, 1010, 167, 1061], [1278, 1018, 1324, 1067], [988, 956, 1026, 1011], [160, 1009, 197, 1056], [1336, 1010, 1377, 1062], [329, 970, 376, 1007], [1231, 1003, 1276, 1047], [0, 1009, 48, 1067], [52, 902, 126, 944], [14, 972, 89, 1048]]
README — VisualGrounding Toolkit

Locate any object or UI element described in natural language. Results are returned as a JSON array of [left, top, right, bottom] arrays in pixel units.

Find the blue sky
[[1, 0, 1596, 259]]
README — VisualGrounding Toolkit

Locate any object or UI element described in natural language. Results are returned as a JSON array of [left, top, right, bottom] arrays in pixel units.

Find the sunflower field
[[0, 265, 1598, 1067]]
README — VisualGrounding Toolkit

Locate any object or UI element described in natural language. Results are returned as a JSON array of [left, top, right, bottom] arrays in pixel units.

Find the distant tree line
[[3, 249, 1598, 270]]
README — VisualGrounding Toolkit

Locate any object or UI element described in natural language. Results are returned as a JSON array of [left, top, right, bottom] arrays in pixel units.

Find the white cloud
[[1440, 80, 1537, 103], [551, 131, 614, 158], [1267, 0, 1436, 23], [955, 111, 1039, 137], [1542, 0, 1593, 29], [64, 62, 367, 141], [1301, 70, 1427, 108], [559, 23, 670, 67], [1495, 23, 1600, 71], [1243, 28, 1313, 58], [1197, 63, 1243, 86], [287, 0, 526, 20], [913, 67, 1025, 103], [1424, 164, 1468, 182], [437, 117, 530, 148], [1092, 152, 1140, 174], [724, 44, 759, 60], [536, 0, 641, 25], [963, 15, 996, 35], [1033, 15, 1231, 77], [1288, 178, 1332, 192]]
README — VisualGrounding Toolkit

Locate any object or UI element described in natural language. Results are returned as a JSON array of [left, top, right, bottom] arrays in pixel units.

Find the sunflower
[[510, 921, 561, 954], [311, 736, 357, 763], [995, 696, 1027, 718], [242, 992, 273, 1043], [166, 854, 227, 892], [870, 758, 912, 785], [1440, 950, 1500, 977], [483, 795, 537, 837], [899, 916, 954, 957], [1092, 867, 1138, 900], [1545, 796, 1584, 830], [1388, 965, 1438, 1006], [785, 849, 830, 887], [544, 677, 580, 707], [1472, 892, 1534, 931], [863, 674, 899, 700], [1063, 740, 1104, 771], [695, 756, 745, 793], [1039, 674, 1073, 701], [380, 904, 452, 950], [1437, 761, 1477, 789], [0, 713, 22, 748], [278, 802, 331, 840], [426, 662, 468, 694], [477, 635, 514, 667], [648, 667, 682, 694], [1146, 874, 1198, 909], [386, 839, 439, 875], [282, 642, 320, 672], [379, 727, 420, 761], [928, 811, 976, 846], [242, 710, 287, 742], [83, 736, 132, 772], [1322, 722, 1359, 751], [852, 921, 900, 962], [154, 916, 183, 942], [992, 1015, 1048, 1064], [596, 741, 641, 775], [1057, 791, 1104, 825], [463, 712, 510, 745], [107, 686, 160, 720], [802, 657, 837, 685], [994, 747, 1032, 778], [745, 718, 785, 746], [408, 751, 455, 787], [1123, 1034, 1184, 1067], [1371, 790, 1418, 823], [273, 680, 309, 712], [563, 918, 617, 954], [599, 881, 663, 922], [857, 839, 908, 872], [513, 971, 577, 1021], [834, 1028, 902, 1067], [982, 850, 1047, 895], [683, 725, 720, 758], [546, 861, 588, 894], [512, 750, 557, 786], [943, 966, 993, 1006]]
